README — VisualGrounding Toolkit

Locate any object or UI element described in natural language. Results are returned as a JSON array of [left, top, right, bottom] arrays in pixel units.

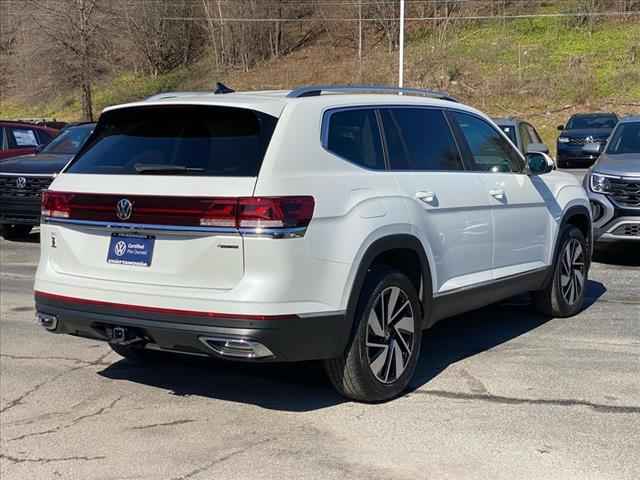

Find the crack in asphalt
[[0, 351, 112, 415], [414, 389, 640, 414], [0, 454, 106, 465], [1, 353, 111, 366], [6, 396, 124, 443], [130, 419, 195, 430], [170, 438, 273, 480]]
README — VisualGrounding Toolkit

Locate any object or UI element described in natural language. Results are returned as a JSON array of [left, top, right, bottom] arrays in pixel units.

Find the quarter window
[[326, 109, 385, 170], [381, 108, 463, 171], [452, 112, 524, 173]]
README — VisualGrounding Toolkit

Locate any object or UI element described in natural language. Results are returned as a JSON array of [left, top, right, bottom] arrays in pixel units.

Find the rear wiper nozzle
[[134, 164, 205, 175]]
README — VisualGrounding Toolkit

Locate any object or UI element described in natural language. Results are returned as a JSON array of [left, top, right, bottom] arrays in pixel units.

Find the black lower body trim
[[35, 296, 350, 362], [430, 268, 550, 324]]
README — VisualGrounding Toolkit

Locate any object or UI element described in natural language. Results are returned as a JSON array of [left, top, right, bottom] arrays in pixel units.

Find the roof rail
[[286, 84, 458, 102]]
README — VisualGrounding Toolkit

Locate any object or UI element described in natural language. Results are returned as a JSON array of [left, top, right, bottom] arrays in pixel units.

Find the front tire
[[324, 267, 423, 402], [0, 224, 32, 240], [532, 225, 588, 317]]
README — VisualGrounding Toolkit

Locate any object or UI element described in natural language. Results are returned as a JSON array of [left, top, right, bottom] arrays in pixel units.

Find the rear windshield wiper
[[134, 164, 206, 175]]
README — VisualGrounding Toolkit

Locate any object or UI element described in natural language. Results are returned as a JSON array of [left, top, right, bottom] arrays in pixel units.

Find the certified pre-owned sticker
[[107, 234, 155, 267]]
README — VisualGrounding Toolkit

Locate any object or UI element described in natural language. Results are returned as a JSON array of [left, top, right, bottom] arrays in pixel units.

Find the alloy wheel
[[560, 238, 585, 305], [365, 286, 415, 384]]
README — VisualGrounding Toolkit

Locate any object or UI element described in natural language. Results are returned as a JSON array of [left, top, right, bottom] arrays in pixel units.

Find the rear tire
[[532, 225, 588, 317], [109, 343, 156, 364], [324, 266, 423, 402], [0, 224, 32, 240]]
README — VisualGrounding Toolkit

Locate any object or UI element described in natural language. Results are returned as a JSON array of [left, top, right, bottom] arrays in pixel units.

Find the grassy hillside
[[2, 16, 639, 151]]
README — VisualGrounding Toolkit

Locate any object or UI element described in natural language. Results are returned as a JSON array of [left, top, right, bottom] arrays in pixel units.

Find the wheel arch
[[342, 234, 435, 344], [542, 204, 593, 290]]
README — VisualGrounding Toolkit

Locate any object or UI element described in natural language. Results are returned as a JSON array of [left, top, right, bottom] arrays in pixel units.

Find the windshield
[[42, 124, 94, 155], [497, 125, 517, 144], [67, 106, 278, 176], [606, 122, 640, 155], [566, 115, 618, 130]]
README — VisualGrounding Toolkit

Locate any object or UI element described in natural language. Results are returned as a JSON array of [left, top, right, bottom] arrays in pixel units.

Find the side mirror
[[527, 152, 555, 175], [557, 124, 565, 131], [582, 142, 602, 157], [527, 142, 550, 154]]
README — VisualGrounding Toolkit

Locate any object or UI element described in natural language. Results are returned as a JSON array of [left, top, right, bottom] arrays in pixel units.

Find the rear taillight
[[41, 191, 72, 218], [42, 192, 315, 234], [199, 198, 238, 227], [237, 197, 314, 229]]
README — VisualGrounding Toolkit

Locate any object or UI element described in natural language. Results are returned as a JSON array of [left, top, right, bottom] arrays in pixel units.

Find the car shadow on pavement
[[593, 243, 640, 267], [2, 230, 40, 243], [410, 280, 605, 392], [98, 281, 605, 412]]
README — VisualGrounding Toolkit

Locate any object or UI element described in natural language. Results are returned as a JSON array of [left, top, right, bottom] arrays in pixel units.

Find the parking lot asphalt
[[1, 171, 638, 480]]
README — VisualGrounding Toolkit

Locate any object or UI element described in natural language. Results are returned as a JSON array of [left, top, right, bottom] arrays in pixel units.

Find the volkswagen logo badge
[[116, 198, 133, 221], [114, 240, 127, 257], [585, 135, 595, 144], [16, 177, 27, 189]]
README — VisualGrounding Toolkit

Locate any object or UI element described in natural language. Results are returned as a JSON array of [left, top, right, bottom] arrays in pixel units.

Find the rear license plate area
[[107, 233, 155, 267]]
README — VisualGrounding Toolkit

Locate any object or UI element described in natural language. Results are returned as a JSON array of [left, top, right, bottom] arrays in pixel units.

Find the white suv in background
[[35, 85, 592, 402]]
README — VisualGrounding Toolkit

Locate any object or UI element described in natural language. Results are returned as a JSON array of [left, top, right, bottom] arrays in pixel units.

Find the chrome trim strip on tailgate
[[43, 217, 307, 238]]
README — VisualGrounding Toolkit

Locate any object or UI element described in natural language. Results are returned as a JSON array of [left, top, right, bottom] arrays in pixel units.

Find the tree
[[21, 0, 113, 120], [122, 0, 202, 77]]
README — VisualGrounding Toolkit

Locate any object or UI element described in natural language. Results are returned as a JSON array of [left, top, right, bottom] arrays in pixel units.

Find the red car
[[0, 121, 59, 160]]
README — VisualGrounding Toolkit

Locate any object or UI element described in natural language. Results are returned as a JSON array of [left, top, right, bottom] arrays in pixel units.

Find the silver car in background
[[584, 116, 640, 244]]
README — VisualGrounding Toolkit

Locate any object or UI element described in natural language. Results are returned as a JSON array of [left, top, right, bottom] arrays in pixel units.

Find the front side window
[[37, 129, 55, 145], [8, 127, 39, 148], [498, 125, 517, 144], [452, 112, 524, 173], [518, 123, 532, 151], [381, 108, 463, 171], [67, 106, 278, 176], [325, 109, 385, 170], [606, 122, 640, 155]]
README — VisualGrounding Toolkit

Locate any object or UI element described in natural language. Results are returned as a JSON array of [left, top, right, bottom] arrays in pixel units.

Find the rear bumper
[[35, 292, 351, 362]]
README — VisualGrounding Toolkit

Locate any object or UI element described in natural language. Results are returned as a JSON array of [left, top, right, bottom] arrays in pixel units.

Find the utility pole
[[398, 0, 405, 89]]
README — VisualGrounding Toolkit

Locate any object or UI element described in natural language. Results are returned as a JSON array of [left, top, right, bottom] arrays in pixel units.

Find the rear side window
[[325, 109, 385, 170], [67, 106, 278, 176], [381, 108, 463, 171], [452, 112, 524, 173]]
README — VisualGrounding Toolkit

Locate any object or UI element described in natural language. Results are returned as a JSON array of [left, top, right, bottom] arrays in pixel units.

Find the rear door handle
[[489, 189, 505, 200], [415, 191, 436, 204]]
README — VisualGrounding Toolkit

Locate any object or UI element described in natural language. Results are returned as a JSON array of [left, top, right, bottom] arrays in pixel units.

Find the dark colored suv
[[556, 113, 619, 168], [0, 121, 59, 160], [0, 122, 95, 239]]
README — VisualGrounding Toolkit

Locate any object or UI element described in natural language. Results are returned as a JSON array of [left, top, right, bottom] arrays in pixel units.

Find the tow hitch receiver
[[108, 326, 144, 346]]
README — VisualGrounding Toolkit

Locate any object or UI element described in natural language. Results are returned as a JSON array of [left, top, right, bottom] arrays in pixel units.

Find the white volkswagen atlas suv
[[35, 85, 592, 402]]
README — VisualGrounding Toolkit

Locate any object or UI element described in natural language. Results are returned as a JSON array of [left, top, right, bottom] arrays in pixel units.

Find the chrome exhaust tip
[[199, 336, 274, 359], [36, 312, 58, 331]]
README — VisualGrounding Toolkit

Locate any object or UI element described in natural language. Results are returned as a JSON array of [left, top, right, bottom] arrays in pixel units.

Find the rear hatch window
[[66, 105, 278, 176]]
